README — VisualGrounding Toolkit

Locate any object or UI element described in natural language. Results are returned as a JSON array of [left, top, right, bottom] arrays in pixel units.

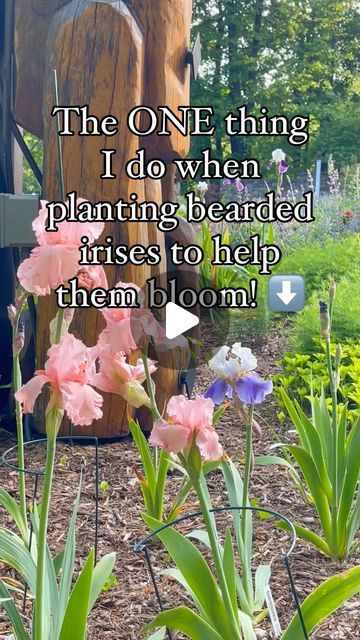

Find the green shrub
[[273, 341, 360, 423], [292, 272, 360, 352], [276, 235, 360, 294]]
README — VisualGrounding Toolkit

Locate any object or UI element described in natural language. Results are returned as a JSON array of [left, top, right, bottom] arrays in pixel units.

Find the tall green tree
[[191, 0, 360, 171]]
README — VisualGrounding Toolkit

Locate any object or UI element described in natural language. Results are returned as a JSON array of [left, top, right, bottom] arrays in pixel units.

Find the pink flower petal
[[166, 395, 214, 432], [45, 333, 91, 386], [17, 245, 80, 295], [15, 374, 49, 413], [98, 320, 138, 354], [196, 428, 223, 461], [32, 199, 104, 246], [58, 219, 104, 246], [60, 381, 103, 426], [149, 419, 190, 454], [76, 265, 108, 291]]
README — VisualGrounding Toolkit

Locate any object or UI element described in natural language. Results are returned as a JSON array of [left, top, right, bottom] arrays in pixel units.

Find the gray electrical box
[[0, 194, 38, 248]]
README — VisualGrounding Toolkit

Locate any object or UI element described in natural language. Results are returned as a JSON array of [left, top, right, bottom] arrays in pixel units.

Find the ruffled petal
[[59, 218, 105, 246], [76, 265, 108, 291], [208, 345, 243, 379], [203, 379, 229, 405], [98, 320, 138, 354], [149, 419, 190, 454], [208, 346, 231, 377], [60, 381, 103, 426], [166, 395, 214, 432], [231, 344, 257, 371], [91, 371, 119, 395], [17, 245, 80, 295], [196, 428, 223, 461], [235, 372, 273, 405], [45, 333, 90, 385], [15, 374, 49, 413]]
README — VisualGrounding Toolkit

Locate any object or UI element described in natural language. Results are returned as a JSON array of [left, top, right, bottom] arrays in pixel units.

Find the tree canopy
[[191, 0, 360, 173]]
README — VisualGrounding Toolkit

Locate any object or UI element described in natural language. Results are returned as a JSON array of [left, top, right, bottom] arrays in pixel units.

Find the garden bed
[[0, 320, 358, 639]]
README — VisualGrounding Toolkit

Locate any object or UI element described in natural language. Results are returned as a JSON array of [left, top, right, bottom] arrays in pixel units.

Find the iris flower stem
[[242, 406, 254, 539], [54, 308, 65, 343], [141, 349, 161, 470], [34, 427, 56, 639], [35, 307, 65, 638], [326, 340, 339, 553], [241, 405, 255, 606], [12, 315, 27, 530], [192, 472, 242, 639], [141, 350, 161, 422]]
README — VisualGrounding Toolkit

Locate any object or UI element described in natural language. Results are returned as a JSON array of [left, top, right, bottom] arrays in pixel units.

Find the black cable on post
[[10, 116, 43, 188]]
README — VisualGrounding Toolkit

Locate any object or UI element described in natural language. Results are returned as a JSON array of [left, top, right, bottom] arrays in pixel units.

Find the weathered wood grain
[[14, 0, 195, 437]]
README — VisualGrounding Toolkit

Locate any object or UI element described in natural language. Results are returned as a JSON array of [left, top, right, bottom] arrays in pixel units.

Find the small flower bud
[[64, 308, 75, 328], [15, 289, 27, 310], [195, 181, 208, 200], [319, 300, 330, 341], [334, 343, 342, 389], [335, 343, 342, 364], [7, 305, 17, 328], [13, 322, 25, 357], [329, 280, 336, 304], [253, 418, 262, 438]]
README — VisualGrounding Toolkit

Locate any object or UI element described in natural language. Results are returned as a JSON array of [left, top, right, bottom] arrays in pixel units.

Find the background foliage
[[191, 0, 360, 172]]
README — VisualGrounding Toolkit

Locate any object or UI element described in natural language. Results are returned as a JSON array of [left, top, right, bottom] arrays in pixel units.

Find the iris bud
[[329, 280, 336, 304], [319, 300, 330, 341]]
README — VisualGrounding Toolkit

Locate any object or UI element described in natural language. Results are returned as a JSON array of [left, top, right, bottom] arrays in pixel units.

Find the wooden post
[[13, 0, 197, 437]]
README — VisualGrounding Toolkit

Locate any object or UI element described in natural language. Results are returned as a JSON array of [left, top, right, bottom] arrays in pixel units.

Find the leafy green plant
[[292, 272, 360, 353], [100, 480, 109, 495], [145, 565, 360, 640], [271, 287, 360, 560], [273, 341, 360, 423], [129, 419, 171, 522], [188, 458, 270, 620], [0, 485, 115, 639], [276, 389, 360, 559], [59, 455, 68, 468], [143, 492, 257, 639]]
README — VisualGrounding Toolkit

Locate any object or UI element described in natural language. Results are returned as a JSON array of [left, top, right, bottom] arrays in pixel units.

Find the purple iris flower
[[278, 160, 288, 174], [204, 372, 273, 406], [204, 379, 231, 404], [223, 178, 245, 192], [235, 372, 273, 404]]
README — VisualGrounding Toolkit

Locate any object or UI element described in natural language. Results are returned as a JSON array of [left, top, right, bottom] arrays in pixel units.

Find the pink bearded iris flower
[[99, 281, 165, 354], [15, 333, 103, 427], [92, 350, 156, 409], [149, 395, 223, 462], [17, 199, 104, 295], [76, 264, 108, 291]]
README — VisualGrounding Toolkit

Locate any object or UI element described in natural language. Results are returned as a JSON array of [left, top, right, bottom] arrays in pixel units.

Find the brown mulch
[[0, 317, 359, 639]]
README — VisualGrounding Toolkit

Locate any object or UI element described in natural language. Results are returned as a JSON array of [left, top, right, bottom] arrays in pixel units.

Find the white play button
[[165, 302, 199, 340]]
